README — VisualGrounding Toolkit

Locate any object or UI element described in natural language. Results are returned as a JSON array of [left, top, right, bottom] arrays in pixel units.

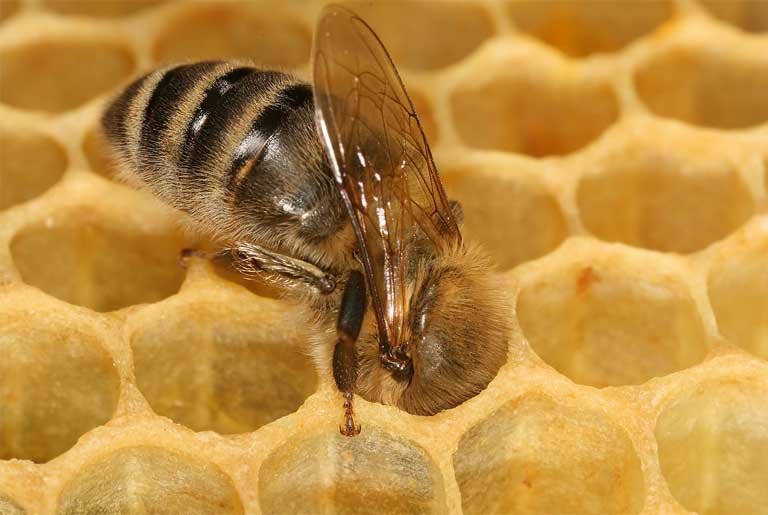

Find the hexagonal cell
[[44, 0, 165, 17], [577, 139, 754, 253], [259, 428, 447, 514], [708, 240, 768, 360], [0, 39, 134, 113], [0, 1, 21, 23], [153, 3, 310, 68], [507, 0, 674, 57], [57, 446, 243, 514], [700, 0, 768, 33], [0, 315, 120, 463], [349, 1, 494, 71], [517, 253, 708, 387], [82, 125, 119, 179], [0, 126, 67, 210], [451, 68, 619, 156], [440, 165, 567, 270], [454, 394, 645, 514], [0, 493, 25, 515], [10, 210, 186, 312], [656, 378, 768, 515], [131, 298, 317, 434], [636, 46, 768, 129]]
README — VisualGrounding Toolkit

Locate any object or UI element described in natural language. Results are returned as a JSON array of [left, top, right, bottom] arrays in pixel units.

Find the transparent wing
[[313, 4, 461, 352]]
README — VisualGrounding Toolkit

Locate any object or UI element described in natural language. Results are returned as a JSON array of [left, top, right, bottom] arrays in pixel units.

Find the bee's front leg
[[333, 270, 366, 436]]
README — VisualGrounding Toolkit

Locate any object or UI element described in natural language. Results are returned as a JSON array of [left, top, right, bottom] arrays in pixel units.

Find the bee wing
[[312, 4, 461, 350]]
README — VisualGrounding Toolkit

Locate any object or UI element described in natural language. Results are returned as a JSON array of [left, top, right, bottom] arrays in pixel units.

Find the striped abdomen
[[102, 61, 348, 267]]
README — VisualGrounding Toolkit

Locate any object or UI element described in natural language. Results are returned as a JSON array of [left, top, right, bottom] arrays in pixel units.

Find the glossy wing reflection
[[313, 4, 461, 355]]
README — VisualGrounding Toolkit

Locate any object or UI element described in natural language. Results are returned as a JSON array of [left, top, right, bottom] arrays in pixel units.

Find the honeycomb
[[0, 0, 766, 513]]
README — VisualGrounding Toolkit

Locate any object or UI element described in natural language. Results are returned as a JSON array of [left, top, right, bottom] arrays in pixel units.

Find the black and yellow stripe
[[101, 61, 348, 265]]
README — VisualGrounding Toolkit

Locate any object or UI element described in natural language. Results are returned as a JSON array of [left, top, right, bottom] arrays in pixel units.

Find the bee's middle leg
[[333, 270, 366, 437], [180, 244, 336, 295]]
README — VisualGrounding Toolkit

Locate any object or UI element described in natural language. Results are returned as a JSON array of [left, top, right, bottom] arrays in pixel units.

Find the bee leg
[[341, 391, 359, 437], [179, 243, 336, 295], [333, 270, 366, 437], [228, 243, 337, 295]]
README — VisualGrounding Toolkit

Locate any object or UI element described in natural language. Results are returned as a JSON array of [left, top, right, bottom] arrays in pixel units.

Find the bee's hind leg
[[333, 270, 366, 437]]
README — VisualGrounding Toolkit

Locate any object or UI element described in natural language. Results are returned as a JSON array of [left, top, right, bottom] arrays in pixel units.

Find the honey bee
[[102, 4, 509, 436]]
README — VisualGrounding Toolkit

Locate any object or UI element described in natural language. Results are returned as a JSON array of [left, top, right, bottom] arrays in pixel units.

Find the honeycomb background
[[0, 0, 767, 513]]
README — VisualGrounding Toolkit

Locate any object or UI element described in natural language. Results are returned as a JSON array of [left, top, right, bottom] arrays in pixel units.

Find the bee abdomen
[[175, 67, 305, 200], [103, 63, 301, 205], [103, 61, 229, 197], [103, 62, 346, 254], [223, 83, 313, 200], [140, 63, 248, 178]]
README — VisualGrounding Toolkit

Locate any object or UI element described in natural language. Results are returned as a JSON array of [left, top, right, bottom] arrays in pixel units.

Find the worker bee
[[102, 4, 509, 436]]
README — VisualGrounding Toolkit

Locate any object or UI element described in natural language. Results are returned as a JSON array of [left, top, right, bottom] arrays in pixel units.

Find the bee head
[[356, 244, 510, 416]]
